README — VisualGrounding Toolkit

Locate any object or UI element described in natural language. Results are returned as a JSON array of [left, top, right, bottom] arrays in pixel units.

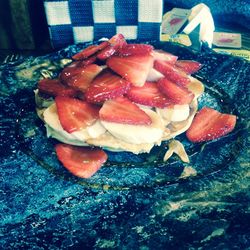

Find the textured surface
[[0, 41, 249, 249]]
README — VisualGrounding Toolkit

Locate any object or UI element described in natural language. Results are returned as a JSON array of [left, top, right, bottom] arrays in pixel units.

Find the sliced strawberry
[[38, 78, 79, 98], [97, 34, 127, 60], [153, 50, 178, 64], [59, 61, 83, 83], [109, 33, 127, 46], [154, 60, 190, 86], [72, 41, 109, 60], [55, 96, 100, 133], [117, 44, 153, 56], [64, 64, 103, 92], [186, 107, 237, 143], [127, 82, 173, 108], [97, 45, 117, 60], [157, 78, 194, 104], [99, 96, 152, 125], [80, 55, 97, 66], [175, 60, 202, 74], [107, 54, 154, 86], [85, 69, 130, 103], [55, 144, 108, 178]]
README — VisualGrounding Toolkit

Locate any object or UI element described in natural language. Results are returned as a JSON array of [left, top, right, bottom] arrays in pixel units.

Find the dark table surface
[[0, 25, 250, 249]]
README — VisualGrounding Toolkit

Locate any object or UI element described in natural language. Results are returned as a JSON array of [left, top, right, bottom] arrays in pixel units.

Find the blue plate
[[1, 41, 249, 249], [0, 41, 248, 189]]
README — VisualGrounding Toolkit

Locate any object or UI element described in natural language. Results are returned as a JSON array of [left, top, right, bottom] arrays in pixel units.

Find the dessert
[[35, 34, 237, 178]]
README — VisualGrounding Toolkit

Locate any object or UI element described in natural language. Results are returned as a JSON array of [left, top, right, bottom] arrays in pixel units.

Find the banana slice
[[187, 76, 204, 99], [43, 103, 106, 143], [156, 104, 190, 123], [100, 109, 165, 144]]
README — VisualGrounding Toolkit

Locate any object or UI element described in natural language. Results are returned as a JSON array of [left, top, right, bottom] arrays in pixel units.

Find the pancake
[[35, 76, 204, 154]]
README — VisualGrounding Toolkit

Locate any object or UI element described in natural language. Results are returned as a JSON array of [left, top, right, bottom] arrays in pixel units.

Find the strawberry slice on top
[[85, 69, 130, 104], [63, 64, 103, 92], [157, 78, 194, 105], [154, 60, 191, 86], [55, 96, 100, 133], [175, 60, 202, 74], [126, 82, 173, 108], [72, 41, 109, 60], [117, 44, 153, 56], [55, 143, 108, 178], [99, 96, 152, 125], [59, 61, 84, 83], [153, 50, 178, 64], [186, 107, 237, 143], [97, 34, 127, 60], [38, 78, 79, 98], [107, 54, 154, 86]]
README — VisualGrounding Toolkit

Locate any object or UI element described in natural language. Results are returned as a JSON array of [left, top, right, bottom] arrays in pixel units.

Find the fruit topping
[[117, 44, 153, 56], [38, 78, 79, 98], [62, 64, 103, 92], [97, 34, 127, 60], [80, 55, 98, 66], [59, 61, 82, 83], [55, 143, 108, 178], [55, 96, 100, 133], [157, 78, 194, 105], [72, 41, 109, 60], [153, 50, 178, 64], [127, 82, 173, 108], [175, 60, 202, 74], [154, 60, 191, 86], [85, 69, 131, 103], [99, 96, 152, 125], [107, 54, 154, 86], [186, 107, 237, 143]]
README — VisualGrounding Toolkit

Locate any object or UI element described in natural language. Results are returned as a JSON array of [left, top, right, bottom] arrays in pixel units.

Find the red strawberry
[[55, 144, 108, 178], [97, 46, 118, 60], [175, 60, 202, 74], [85, 69, 130, 103], [109, 33, 127, 46], [153, 50, 178, 64], [117, 44, 153, 56], [38, 79, 79, 98], [80, 55, 97, 66], [72, 41, 109, 60], [59, 61, 83, 83], [55, 96, 100, 133], [154, 60, 190, 86], [186, 107, 237, 143], [99, 96, 152, 125], [126, 82, 173, 108], [107, 54, 154, 86], [157, 78, 194, 104], [63, 64, 103, 92], [97, 34, 127, 60]]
